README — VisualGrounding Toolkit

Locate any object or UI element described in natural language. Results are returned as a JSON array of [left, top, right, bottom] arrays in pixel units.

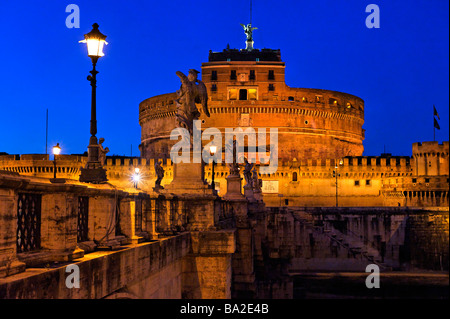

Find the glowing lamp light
[[79, 23, 108, 59], [210, 145, 217, 156], [53, 143, 61, 155], [132, 167, 141, 189], [339, 159, 344, 165], [132, 174, 141, 183]]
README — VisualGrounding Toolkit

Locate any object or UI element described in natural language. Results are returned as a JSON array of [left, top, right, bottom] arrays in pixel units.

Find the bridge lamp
[[78, 23, 109, 183], [133, 167, 141, 189], [52, 143, 61, 179], [79, 23, 108, 65], [210, 145, 217, 191]]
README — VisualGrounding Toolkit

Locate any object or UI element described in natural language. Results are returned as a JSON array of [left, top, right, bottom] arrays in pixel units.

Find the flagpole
[[46, 108, 48, 155]]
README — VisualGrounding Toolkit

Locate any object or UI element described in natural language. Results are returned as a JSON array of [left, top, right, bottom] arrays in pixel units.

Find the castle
[[1, 46, 448, 208]]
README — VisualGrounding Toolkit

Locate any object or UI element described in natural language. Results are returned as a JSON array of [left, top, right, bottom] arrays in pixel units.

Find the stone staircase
[[294, 215, 392, 271]]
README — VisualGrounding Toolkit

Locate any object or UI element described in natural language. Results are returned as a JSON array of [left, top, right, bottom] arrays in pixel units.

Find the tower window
[[268, 70, 275, 80], [354, 180, 360, 186], [239, 89, 248, 100], [211, 70, 217, 81], [268, 84, 275, 91], [249, 70, 255, 80], [211, 84, 217, 92], [230, 70, 237, 80], [248, 88, 257, 100], [292, 172, 298, 182], [229, 89, 238, 100], [288, 96, 294, 101]]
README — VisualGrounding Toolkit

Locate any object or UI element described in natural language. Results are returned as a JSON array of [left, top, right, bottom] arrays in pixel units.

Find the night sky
[[0, 0, 448, 157]]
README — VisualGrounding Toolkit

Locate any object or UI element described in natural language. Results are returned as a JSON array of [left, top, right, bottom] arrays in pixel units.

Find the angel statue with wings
[[174, 69, 210, 135], [240, 23, 258, 41]]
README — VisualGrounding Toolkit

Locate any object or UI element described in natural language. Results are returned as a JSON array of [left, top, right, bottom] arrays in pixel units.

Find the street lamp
[[79, 23, 109, 183], [210, 145, 217, 191], [133, 167, 141, 189], [333, 159, 344, 207], [52, 143, 61, 179]]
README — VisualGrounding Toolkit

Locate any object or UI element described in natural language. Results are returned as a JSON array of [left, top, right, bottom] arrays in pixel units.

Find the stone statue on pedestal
[[240, 23, 258, 50], [154, 160, 164, 190], [240, 23, 257, 41], [165, 68, 214, 197], [252, 168, 261, 191], [174, 69, 210, 135], [243, 158, 254, 189], [98, 138, 109, 165]]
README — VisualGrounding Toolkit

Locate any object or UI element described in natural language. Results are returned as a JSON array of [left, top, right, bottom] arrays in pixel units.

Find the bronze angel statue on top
[[174, 69, 209, 134], [240, 23, 257, 41]]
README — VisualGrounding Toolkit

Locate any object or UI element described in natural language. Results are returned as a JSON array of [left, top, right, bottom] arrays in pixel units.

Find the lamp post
[[79, 23, 109, 183], [52, 143, 61, 179], [210, 145, 217, 191], [333, 159, 344, 207], [133, 167, 140, 189]]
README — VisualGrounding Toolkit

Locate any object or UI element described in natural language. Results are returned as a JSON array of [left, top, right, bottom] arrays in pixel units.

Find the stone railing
[[0, 171, 152, 278], [145, 194, 237, 236]]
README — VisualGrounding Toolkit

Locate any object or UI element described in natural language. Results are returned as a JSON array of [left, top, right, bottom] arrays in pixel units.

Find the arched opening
[[239, 89, 247, 100]]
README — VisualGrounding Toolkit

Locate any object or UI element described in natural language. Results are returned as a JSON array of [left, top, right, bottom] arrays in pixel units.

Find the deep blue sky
[[0, 0, 448, 157]]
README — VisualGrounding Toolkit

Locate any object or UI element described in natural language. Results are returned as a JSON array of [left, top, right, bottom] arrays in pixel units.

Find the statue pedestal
[[243, 185, 255, 201], [246, 39, 254, 51], [164, 156, 215, 196], [153, 185, 164, 193], [253, 189, 263, 202], [224, 174, 245, 201], [79, 142, 108, 183], [79, 166, 107, 183]]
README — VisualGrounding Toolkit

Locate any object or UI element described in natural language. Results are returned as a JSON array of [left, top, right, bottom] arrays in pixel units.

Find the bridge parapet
[[0, 171, 147, 277]]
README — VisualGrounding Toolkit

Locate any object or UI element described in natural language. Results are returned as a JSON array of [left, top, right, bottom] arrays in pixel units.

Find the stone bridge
[[0, 171, 448, 299]]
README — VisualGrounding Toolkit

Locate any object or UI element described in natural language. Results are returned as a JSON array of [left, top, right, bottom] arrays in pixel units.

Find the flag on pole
[[433, 105, 440, 120], [434, 117, 440, 130]]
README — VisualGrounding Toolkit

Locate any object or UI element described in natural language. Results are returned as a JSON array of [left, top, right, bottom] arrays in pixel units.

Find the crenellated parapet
[[0, 154, 86, 179], [1, 147, 447, 208], [412, 141, 449, 176], [0, 153, 425, 184]]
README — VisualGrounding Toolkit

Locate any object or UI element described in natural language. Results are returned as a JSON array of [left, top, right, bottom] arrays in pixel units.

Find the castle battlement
[[411, 142, 449, 176], [0, 154, 415, 170], [0, 149, 447, 208], [413, 141, 449, 156]]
